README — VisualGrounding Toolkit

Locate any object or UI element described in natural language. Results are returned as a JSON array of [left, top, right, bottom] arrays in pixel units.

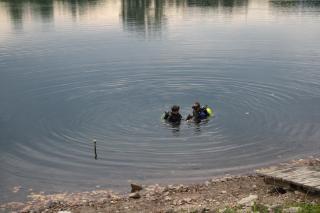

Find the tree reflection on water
[[1, 0, 251, 33], [120, 0, 250, 36], [3, 0, 320, 33], [121, 0, 165, 37], [0, 0, 100, 30]]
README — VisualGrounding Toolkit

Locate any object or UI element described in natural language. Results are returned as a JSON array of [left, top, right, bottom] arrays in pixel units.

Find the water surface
[[1, 0, 320, 202]]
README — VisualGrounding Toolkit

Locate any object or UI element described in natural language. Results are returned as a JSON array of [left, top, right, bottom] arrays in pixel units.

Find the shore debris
[[2, 156, 320, 212], [129, 192, 141, 199], [283, 207, 302, 213], [237, 194, 258, 206], [130, 183, 143, 192], [11, 186, 22, 193]]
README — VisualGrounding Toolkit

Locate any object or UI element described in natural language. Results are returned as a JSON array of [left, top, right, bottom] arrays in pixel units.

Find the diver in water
[[186, 102, 209, 123], [163, 105, 182, 125]]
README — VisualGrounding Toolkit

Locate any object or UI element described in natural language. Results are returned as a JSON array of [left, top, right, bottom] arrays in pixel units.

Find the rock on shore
[[2, 174, 320, 213], [2, 157, 320, 212]]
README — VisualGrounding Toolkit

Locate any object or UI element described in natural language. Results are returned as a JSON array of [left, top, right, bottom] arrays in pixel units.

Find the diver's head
[[171, 105, 180, 114], [192, 102, 201, 111]]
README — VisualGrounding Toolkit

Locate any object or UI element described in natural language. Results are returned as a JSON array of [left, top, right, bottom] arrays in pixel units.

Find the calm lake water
[[1, 0, 320, 202]]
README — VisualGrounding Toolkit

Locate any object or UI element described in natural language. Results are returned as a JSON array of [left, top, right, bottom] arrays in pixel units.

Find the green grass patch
[[251, 202, 269, 213], [221, 202, 320, 213], [295, 203, 320, 213]]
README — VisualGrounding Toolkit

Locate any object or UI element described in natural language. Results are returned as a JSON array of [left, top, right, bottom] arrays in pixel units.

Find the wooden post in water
[[93, 139, 97, 160]]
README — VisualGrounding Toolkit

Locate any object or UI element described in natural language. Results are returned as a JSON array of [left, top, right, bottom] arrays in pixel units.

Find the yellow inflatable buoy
[[206, 107, 214, 117]]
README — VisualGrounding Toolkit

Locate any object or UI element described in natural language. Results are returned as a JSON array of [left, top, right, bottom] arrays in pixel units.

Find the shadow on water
[[188, 119, 210, 135], [162, 121, 181, 135], [170, 125, 181, 136]]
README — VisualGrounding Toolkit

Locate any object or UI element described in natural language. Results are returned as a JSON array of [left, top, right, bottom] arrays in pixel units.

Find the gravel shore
[[2, 157, 320, 213]]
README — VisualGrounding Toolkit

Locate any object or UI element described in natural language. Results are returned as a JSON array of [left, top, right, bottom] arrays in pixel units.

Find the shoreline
[[1, 156, 320, 212]]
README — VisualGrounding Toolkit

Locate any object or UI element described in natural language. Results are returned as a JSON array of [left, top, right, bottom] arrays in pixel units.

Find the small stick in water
[[93, 139, 97, 160]]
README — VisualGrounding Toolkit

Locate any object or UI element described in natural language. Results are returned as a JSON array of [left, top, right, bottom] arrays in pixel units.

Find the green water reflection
[[1, 0, 252, 32], [3, 0, 319, 35]]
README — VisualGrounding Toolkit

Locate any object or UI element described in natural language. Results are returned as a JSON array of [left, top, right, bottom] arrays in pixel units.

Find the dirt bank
[[1, 157, 320, 213]]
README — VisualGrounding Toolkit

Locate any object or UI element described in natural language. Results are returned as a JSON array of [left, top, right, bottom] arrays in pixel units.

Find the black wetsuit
[[163, 112, 182, 124], [188, 107, 209, 123]]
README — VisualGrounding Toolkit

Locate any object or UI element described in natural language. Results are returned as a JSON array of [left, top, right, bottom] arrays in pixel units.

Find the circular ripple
[[3, 65, 320, 197]]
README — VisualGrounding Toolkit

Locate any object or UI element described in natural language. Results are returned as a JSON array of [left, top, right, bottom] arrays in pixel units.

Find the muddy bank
[[1, 157, 320, 212]]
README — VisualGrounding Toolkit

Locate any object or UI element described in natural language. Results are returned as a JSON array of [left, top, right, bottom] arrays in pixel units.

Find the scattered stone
[[237, 194, 258, 206], [219, 208, 226, 212], [283, 207, 302, 213], [163, 191, 170, 196], [164, 196, 172, 201], [110, 194, 120, 201], [201, 207, 210, 212], [184, 198, 192, 204], [268, 204, 282, 211], [21, 205, 32, 212], [165, 209, 175, 213], [1, 202, 25, 211], [2, 158, 320, 212], [129, 192, 141, 199], [12, 186, 22, 193], [294, 190, 303, 195], [45, 201, 57, 209], [172, 200, 178, 206], [130, 183, 143, 193], [240, 206, 253, 213]]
